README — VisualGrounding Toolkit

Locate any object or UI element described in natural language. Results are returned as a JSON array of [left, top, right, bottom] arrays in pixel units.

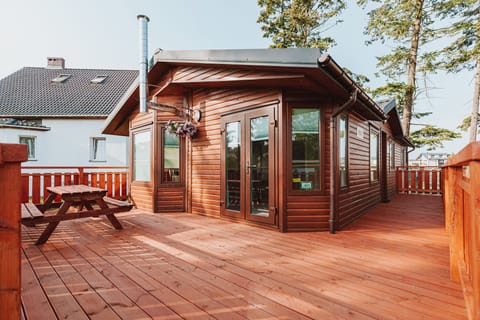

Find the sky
[[0, 0, 473, 157]]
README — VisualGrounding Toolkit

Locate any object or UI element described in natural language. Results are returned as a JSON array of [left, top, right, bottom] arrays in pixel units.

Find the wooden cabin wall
[[283, 92, 332, 232], [337, 113, 382, 228], [129, 109, 154, 212], [190, 88, 281, 217]]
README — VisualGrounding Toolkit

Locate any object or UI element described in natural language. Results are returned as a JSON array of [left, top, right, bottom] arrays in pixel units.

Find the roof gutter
[[329, 90, 358, 234], [317, 54, 386, 122]]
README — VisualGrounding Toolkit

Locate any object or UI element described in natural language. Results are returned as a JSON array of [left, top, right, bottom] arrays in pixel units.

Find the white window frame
[[19, 136, 36, 160], [90, 137, 106, 162]]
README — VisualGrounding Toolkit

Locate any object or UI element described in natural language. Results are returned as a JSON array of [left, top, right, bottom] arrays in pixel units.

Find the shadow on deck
[[21, 195, 467, 319]]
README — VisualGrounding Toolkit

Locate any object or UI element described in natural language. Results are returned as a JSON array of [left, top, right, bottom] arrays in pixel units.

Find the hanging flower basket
[[166, 120, 198, 138]]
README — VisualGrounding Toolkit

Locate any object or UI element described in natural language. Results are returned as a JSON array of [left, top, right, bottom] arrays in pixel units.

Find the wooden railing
[[397, 166, 443, 195], [21, 166, 129, 203], [443, 142, 480, 320], [0, 143, 27, 319]]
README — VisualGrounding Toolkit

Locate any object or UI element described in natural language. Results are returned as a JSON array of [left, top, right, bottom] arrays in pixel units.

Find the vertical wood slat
[[0, 143, 28, 320], [443, 142, 480, 320], [114, 173, 120, 199]]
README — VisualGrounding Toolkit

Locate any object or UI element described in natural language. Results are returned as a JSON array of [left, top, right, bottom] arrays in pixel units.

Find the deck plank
[[21, 195, 467, 319]]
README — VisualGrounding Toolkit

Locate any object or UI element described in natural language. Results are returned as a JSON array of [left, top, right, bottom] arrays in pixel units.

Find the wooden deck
[[21, 195, 467, 319]]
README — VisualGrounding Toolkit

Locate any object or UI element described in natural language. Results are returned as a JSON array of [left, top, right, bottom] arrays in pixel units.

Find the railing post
[[0, 143, 27, 320], [78, 167, 85, 185]]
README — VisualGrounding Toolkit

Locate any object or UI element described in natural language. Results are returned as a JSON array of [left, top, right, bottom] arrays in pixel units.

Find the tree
[[435, 0, 480, 142], [410, 125, 461, 150], [359, 0, 460, 149], [457, 114, 480, 133], [257, 0, 346, 50]]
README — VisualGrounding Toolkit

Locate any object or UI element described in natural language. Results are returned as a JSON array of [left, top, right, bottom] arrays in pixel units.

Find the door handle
[[246, 161, 256, 174]]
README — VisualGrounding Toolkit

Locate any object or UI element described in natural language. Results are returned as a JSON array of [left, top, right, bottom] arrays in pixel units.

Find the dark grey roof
[[152, 48, 324, 68], [376, 98, 396, 113], [0, 67, 138, 117]]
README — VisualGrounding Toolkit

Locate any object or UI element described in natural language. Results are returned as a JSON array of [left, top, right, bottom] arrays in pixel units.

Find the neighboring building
[[411, 152, 450, 167], [0, 57, 137, 166], [104, 48, 413, 232]]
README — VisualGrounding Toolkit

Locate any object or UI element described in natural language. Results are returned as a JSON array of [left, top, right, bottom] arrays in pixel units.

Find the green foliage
[[410, 125, 461, 150], [435, 0, 480, 72], [257, 0, 346, 50], [457, 114, 480, 132]]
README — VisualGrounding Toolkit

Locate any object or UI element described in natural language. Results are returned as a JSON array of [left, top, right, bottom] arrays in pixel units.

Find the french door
[[221, 107, 276, 225]]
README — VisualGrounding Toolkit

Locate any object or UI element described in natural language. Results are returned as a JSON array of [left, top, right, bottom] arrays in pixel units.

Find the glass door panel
[[246, 108, 275, 225], [226, 121, 242, 212], [248, 116, 269, 216]]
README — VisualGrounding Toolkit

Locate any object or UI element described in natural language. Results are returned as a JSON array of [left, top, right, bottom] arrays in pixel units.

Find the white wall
[[0, 119, 128, 166]]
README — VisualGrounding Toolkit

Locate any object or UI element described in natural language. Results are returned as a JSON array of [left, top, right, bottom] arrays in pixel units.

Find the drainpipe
[[329, 89, 358, 234], [137, 14, 150, 113]]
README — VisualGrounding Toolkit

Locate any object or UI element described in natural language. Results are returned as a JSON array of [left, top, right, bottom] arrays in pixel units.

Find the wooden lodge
[[103, 48, 413, 232]]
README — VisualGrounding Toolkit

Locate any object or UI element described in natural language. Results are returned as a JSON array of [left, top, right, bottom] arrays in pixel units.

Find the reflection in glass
[[339, 117, 347, 187], [250, 116, 269, 216], [226, 122, 241, 211], [163, 129, 180, 182], [291, 108, 320, 191], [133, 130, 151, 182]]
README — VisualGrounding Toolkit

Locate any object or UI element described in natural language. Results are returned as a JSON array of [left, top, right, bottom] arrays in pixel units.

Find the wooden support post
[[0, 143, 27, 320]]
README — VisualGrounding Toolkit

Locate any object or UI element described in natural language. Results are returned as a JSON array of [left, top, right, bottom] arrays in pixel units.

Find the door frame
[[220, 106, 277, 226]]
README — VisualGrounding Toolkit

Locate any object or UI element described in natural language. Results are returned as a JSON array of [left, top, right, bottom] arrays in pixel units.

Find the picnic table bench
[[21, 185, 133, 245]]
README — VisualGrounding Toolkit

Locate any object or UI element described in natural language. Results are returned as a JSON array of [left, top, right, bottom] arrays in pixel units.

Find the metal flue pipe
[[137, 14, 150, 113]]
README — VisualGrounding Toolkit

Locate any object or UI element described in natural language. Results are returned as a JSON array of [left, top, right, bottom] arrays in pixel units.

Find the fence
[[396, 166, 443, 195], [21, 166, 129, 203], [443, 142, 480, 320]]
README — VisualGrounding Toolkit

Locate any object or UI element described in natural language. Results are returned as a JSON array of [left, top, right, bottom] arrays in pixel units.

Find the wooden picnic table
[[22, 184, 132, 245]]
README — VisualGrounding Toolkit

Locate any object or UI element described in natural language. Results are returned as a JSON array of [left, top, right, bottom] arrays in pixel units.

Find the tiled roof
[[0, 67, 138, 117]]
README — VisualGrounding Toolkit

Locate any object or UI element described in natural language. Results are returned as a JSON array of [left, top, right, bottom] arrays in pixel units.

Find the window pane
[[19, 136, 35, 160], [133, 130, 151, 182], [250, 116, 269, 216], [226, 121, 241, 211], [389, 140, 395, 170], [291, 108, 320, 191], [339, 117, 347, 187], [370, 130, 379, 182], [163, 130, 180, 182], [90, 137, 106, 161]]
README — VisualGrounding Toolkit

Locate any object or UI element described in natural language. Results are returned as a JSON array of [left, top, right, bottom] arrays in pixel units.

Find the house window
[[132, 129, 151, 182], [90, 137, 106, 162], [50, 74, 71, 84], [19, 136, 36, 160], [162, 129, 181, 183], [370, 128, 379, 182], [339, 116, 348, 188], [90, 75, 108, 84], [389, 139, 395, 170], [290, 108, 321, 191]]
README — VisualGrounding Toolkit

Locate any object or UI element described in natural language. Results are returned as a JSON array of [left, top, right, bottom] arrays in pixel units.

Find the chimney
[[47, 57, 65, 69], [137, 14, 149, 113]]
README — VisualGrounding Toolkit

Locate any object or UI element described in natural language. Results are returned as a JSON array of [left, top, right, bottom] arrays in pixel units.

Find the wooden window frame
[[159, 125, 185, 185], [130, 126, 153, 186], [339, 114, 349, 189], [389, 139, 396, 170], [19, 135, 37, 161], [369, 125, 379, 184], [286, 105, 324, 195]]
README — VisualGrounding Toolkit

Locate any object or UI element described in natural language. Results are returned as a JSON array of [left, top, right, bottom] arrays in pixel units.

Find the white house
[[0, 58, 137, 166], [411, 152, 450, 167]]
